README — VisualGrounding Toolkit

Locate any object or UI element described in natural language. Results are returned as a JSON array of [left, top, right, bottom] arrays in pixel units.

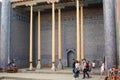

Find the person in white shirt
[[73, 60, 80, 78], [100, 62, 105, 76], [92, 61, 95, 68], [91, 61, 95, 73]]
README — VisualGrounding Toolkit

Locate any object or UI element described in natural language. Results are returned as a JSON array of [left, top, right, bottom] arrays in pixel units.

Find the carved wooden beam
[[12, 0, 59, 8]]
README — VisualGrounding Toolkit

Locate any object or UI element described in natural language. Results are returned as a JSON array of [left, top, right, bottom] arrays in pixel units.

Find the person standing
[[73, 60, 80, 79], [72, 58, 76, 70], [82, 59, 90, 79], [91, 61, 95, 73], [100, 61, 105, 76], [72, 59, 77, 80], [92, 61, 95, 68]]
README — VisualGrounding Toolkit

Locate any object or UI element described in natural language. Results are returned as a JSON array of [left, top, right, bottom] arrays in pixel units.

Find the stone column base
[[118, 65, 120, 69], [36, 60, 41, 69], [57, 60, 63, 70], [29, 62, 33, 70], [51, 62, 56, 71]]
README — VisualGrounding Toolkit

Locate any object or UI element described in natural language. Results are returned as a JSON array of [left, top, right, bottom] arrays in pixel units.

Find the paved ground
[[0, 73, 105, 80], [0, 68, 105, 80]]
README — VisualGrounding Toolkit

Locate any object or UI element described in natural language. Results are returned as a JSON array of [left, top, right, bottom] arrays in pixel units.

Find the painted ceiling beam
[[32, 2, 77, 12], [11, 0, 23, 2], [87, 0, 102, 4], [12, 0, 59, 8], [24, 0, 101, 12], [13, 0, 102, 11]]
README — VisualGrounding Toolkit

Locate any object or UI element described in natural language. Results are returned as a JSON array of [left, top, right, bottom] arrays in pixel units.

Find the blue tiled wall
[[34, 8, 105, 67], [10, 7, 104, 68]]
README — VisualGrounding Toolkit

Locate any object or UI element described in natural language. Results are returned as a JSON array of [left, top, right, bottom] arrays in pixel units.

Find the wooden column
[[57, 8, 63, 69], [36, 11, 41, 69], [58, 8, 62, 60], [51, 1, 56, 70], [76, 0, 80, 62], [29, 5, 33, 70], [80, 6, 84, 60]]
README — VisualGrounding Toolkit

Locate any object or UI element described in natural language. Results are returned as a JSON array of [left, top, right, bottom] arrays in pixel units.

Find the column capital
[[25, 2, 37, 6], [37, 59, 41, 61], [76, 0, 88, 7], [76, 0, 86, 2], [56, 6, 64, 9], [37, 9, 44, 12], [79, 4, 85, 7], [47, 0, 59, 4]]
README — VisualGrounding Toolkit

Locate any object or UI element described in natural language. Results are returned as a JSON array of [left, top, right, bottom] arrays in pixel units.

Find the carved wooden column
[[51, 1, 56, 71], [29, 5, 33, 70], [80, 6, 84, 60], [57, 8, 63, 70], [76, 0, 81, 62], [36, 11, 41, 69]]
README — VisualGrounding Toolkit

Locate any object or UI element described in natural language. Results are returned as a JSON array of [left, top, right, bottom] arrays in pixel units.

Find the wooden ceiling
[[11, 0, 102, 3], [11, 0, 102, 6], [11, 0, 102, 11], [11, 0, 32, 3], [12, 0, 75, 3], [11, 0, 76, 6]]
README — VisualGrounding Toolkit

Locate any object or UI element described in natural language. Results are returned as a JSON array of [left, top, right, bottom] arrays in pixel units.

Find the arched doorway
[[67, 50, 75, 67]]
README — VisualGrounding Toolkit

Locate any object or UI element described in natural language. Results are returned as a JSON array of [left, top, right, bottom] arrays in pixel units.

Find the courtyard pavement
[[0, 68, 105, 80]]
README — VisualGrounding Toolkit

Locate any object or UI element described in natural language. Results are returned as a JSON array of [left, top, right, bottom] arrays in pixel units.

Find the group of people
[[72, 58, 120, 80], [104, 66, 120, 80], [72, 58, 95, 79], [6, 60, 18, 72]]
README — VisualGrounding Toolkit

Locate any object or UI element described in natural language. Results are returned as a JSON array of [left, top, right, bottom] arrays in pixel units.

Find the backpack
[[86, 62, 89, 69]]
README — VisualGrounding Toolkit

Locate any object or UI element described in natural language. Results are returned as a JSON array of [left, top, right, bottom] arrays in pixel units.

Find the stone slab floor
[[0, 68, 105, 80], [0, 73, 105, 80]]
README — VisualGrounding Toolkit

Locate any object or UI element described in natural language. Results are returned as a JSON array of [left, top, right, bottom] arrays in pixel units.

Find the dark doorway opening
[[67, 50, 75, 67]]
